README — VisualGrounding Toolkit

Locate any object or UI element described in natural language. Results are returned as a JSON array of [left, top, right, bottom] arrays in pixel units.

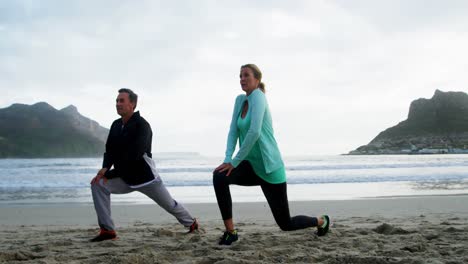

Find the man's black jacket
[[102, 111, 156, 186]]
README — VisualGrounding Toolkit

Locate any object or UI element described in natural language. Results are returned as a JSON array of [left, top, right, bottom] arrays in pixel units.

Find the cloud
[[1, 0, 468, 155]]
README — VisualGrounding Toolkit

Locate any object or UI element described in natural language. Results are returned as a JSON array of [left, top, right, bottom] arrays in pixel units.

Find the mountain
[[0, 102, 109, 158], [349, 90, 468, 154]]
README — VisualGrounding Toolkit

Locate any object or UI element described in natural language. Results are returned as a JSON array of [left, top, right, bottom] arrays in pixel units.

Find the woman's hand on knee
[[214, 163, 234, 176]]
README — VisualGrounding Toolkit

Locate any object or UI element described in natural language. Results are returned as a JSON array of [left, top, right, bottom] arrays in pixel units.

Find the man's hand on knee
[[91, 168, 108, 185]]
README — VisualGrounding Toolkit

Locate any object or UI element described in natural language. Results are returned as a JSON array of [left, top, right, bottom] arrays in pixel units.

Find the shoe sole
[[217, 237, 240, 246], [90, 236, 118, 242]]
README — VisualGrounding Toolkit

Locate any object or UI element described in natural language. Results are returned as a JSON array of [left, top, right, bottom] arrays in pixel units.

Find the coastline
[[3, 180, 468, 206]]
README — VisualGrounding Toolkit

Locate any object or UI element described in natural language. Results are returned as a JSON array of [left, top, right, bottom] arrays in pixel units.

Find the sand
[[1, 195, 468, 263]]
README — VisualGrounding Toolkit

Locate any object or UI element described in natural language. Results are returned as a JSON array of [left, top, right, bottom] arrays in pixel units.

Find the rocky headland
[[0, 102, 108, 158], [349, 90, 468, 155]]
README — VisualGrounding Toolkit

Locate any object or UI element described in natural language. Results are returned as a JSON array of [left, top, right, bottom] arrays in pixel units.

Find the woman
[[213, 64, 330, 246]]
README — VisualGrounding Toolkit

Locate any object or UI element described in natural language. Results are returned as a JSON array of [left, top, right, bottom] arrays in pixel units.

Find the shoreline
[[2, 192, 468, 206], [2, 181, 467, 206]]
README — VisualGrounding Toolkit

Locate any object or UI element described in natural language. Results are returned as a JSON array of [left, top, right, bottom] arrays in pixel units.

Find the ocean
[[1, 154, 468, 205]]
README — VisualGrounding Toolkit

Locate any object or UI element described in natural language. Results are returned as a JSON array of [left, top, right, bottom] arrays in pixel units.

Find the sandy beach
[[1, 195, 468, 263]]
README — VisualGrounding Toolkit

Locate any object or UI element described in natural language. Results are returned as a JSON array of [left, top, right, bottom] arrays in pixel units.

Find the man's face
[[116, 92, 135, 117]]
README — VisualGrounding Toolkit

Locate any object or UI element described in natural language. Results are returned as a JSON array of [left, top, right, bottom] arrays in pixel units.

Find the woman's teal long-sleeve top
[[223, 88, 286, 183]]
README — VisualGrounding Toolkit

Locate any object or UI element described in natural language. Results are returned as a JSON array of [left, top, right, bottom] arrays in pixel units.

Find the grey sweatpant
[[91, 177, 194, 231]]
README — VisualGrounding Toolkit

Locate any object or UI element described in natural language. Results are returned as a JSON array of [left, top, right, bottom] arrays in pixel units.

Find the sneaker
[[218, 230, 238, 245], [316, 215, 330, 236], [187, 218, 199, 233], [90, 228, 117, 242]]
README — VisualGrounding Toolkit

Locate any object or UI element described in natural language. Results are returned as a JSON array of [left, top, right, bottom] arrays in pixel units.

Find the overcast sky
[[1, 0, 467, 156]]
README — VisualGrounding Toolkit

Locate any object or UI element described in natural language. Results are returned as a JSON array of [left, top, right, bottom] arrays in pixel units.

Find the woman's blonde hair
[[241, 64, 265, 93]]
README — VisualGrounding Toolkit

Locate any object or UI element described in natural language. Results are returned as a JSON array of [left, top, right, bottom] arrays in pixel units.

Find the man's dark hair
[[118, 88, 138, 109]]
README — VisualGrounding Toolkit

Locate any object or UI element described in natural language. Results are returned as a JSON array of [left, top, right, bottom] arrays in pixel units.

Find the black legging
[[213, 160, 318, 231]]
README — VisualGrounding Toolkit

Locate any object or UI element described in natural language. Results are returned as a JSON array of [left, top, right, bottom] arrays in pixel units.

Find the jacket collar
[[121, 111, 140, 125]]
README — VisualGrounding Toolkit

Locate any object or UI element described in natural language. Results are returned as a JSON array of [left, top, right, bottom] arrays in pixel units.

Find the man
[[90, 88, 198, 242]]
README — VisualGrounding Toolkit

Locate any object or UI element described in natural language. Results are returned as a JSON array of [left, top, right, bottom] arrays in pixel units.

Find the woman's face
[[240, 67, 259, 94]]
